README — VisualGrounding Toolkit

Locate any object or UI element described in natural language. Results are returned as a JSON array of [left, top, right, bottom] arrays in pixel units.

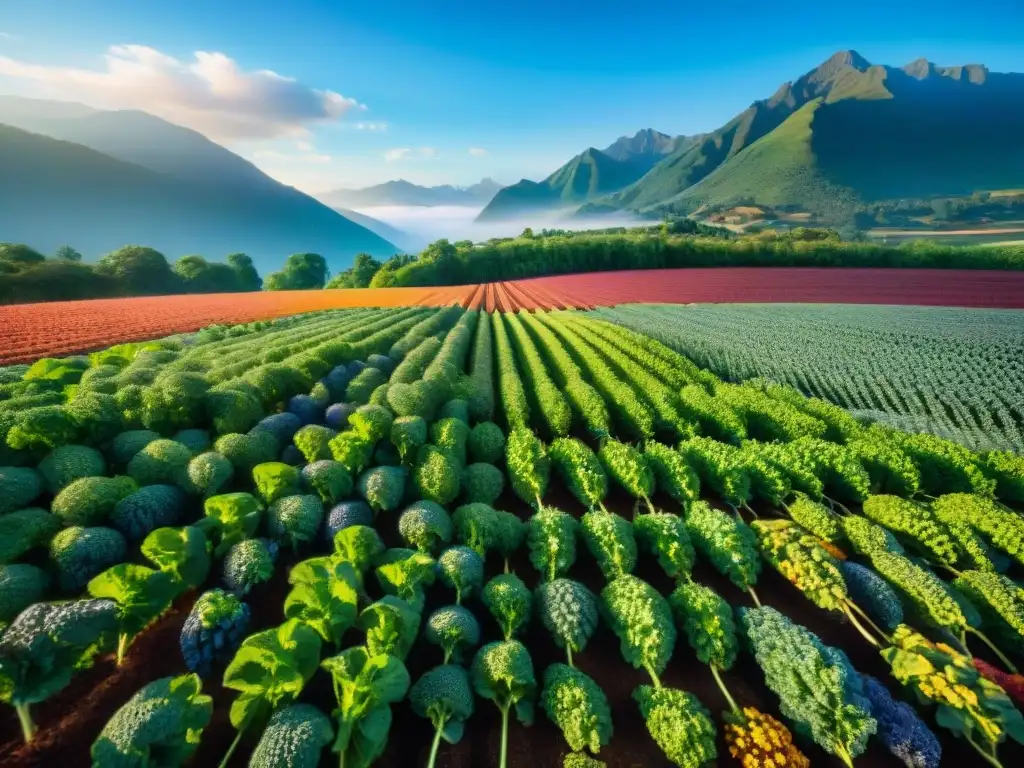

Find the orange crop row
[[5, 267, 1024, 364], [0, 286, 474, 364]]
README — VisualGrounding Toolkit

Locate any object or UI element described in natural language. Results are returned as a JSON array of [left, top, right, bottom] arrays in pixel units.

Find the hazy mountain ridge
[[0, 96, 399, 272], [319, 177, 504, 208], [476, 128, 685, 220]]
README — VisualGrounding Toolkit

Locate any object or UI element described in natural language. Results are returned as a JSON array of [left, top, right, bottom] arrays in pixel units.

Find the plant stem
[[116, 633, 129, 666], [843, 604, 881, 648], [710, 665, 741, 716], [746, 586, 762, 608], [427, 722, 445, 768], [965, 733, 1004, 768], [499, 704, 510, 768], [644, 664, 662, 689], [967, 627, 1019, 673], [566, 645, 574, 668], [834, 744, 855, 768], [847, 600, 891, 645], [742, 502, 759, 519], [15, 703, 35, 743], [218, 728, 245, 768]]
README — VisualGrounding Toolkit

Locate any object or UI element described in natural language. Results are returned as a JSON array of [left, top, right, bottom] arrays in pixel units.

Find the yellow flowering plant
[[724, 706, 810, 768]]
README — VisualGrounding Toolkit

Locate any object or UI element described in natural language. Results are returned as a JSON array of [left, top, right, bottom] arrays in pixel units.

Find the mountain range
[[478, 52, 1024, 224], [318, 178, 504, 209], [477, 128, 687, 220], [0, 96, 399, 273]]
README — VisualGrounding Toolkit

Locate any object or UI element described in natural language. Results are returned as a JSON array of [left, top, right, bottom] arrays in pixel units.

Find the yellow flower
[[726, 708, 810, 768]]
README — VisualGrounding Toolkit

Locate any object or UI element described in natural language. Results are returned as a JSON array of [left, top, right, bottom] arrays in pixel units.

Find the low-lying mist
[[353, 205, 649, 252]]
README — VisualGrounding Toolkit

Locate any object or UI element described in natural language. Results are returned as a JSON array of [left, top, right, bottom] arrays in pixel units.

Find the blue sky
[[1, 0, 1023, 192]]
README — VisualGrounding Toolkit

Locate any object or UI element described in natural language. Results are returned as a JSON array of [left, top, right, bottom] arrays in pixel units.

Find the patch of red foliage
[[0, 287, 474, 364]]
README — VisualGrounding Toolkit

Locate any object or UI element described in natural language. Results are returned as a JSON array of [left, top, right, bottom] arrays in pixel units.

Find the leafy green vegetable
[[87, 563, 179, 665], [471, 640, 537, 768], [284, 557, 361, 646], [409, 664, 475, 768]]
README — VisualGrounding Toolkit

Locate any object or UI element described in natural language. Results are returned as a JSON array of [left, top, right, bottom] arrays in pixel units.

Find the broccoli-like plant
[[785, 492, 841, 542], [677, 437, 751, 509], [414, 445, 462, 505], [839, 560, 905, 632], [0, 508, 60, 564], [425, 605, 481, 664], [50, 525, 127, 592], [527, 508, 577, 582], [0, 564, 49, 625], [321, 645, 410, 768], [51, 475, 137, 526], [214, 429, 280, 473], [0, 598, 117, 742], [223, 538, 278, 596], [358, 595, 421, 661], [346, 366, 389, 404], [953, 570, 1024, 660], [484, 573, 532, 640], [581, 510, 637, 581], [550, 437, 608, 511], [860, 673, 942, 768], [357, 465, 408, 513], [195, 492, 264, 557], [248, 704, 334, 768], [5, 405, 77, 450], [184, 451, 234, 498], [536, 579, 599, 667], [634, 685, 717, 768], [669, 580, 737, 672], [391, 415, 428, 464], [126, 439, 193, 488], [267, 494, 324, 549], [684, 501, 761, 598], [598, 439, 655, 513], [0, 466, 44, 515], [432, 417, 470, 466], [329, 525, 383, 580], [375, 548, 436, 609], [933, 493, 1024, 568], [180, 589, 250, 677], [325, 402, 356, 431], [601, 575, 676, 686], [634, 512, 695, 580], [111, 484, 187, 542], [171, 428, 211, 456], [254, 412, 303, 445], [398, 501, 453, 554], [471, 640, 537, 768], [644, 441, 700, 506], [294, 424, 337, 464], [300, 459, 352, 505], [285, 556, 361, 647], [452, 502, 502, 559], [506, 427, 550, 509], [207, 387, 264, 435], [469, 422, 506, 464], [840, 514, 905, 557], [325, 501, 374, 541], [350, 404, 394, 444], [862, 495, 962, 569], [439, 398, 470, 425], [724, 707, 810, 768], [37, 444, 106, 493], [253, 461, 302, 504], [461, 462, 505, 505], [871, 552, 969, 637], [87, 563, 179, 665], [410, 665, 475, 768], [90, 673, 213, 766], [288, 394, 323, 426], [740, 606, 876, 765], [981, 450, 1024, 503], [541, 663, 612, 755], [437, 545, 485, 604], [848, 437, 921, 497], [221, 620, 323, 766]]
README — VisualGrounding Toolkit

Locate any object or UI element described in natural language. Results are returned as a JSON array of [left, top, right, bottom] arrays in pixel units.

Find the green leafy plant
[[633, 685, 717, 768], [410, 664, 475, 768], [684, 501, 761, 602], [195, 492, 263, 557], [284, 557, 361, 647], [541, 663, 613, 756], [358, 596, 422, 661], [601, 575, 676, 687], [483, 573, 532, 641], [634, 512, 695, 581], [425, 605, 481, 664], [536, 579, 599, 667], [141, 526, 212, 591], [471, 640, 537, 768], [375, 549, 436, 610], [581, 510, 637, 581], [87, 563, 179, 665], [527, 507, 578, 582], [550, 437, 608, 511], [506, 427, 550, 509]]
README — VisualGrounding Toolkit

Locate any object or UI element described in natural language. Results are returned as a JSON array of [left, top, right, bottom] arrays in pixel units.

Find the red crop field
[[5, 267, 1024, 364], [0, 286, 475, 364]]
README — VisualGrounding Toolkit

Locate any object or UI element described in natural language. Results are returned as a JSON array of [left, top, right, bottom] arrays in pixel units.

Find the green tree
[[352, 253, 382, 288], [54, 245, 83, 262], [96, 245, 179, 295], [174, 255, 244, 293], [0, 243, 46, 269], [227, 253, 262, 291], [265, 253, 329, 291]]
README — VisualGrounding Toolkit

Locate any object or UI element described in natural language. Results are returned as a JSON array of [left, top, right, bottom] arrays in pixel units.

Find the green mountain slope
[[582, 51, 1024, 222], [0, 124, 398, 272], [0, 97, 399, 271], [476, 128, 681, 221]]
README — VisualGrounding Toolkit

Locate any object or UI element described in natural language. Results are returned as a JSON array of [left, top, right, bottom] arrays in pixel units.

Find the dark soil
[[3, 479, 1023, 768]]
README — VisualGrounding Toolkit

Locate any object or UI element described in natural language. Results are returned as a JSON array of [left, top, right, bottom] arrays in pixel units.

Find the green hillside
[[0, 124, 399, 272], [477, 129, 680, 220], [575, 51, 1024, 224]]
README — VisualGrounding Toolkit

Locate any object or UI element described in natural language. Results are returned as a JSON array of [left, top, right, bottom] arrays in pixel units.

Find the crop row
[[0, 307, 1022, 767]]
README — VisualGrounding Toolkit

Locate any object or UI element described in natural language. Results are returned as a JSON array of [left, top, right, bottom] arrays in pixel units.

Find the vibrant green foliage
[[413, 445, 462, 506], [669, 580, 737, 670], [506, 427, 550, 508], [483, 573, 533, 641], [285, 556, 361, 646], [536, 579, 599, 660], [581, 511, 637, 580], [398, 501, 453, 554], [409, 664, 475, 753], [358, 596, 421, 661], [871, 552, 967, 633], [248, 704, 335, 768], [425, 605, 481, 664], [436, 545, 485, 604], [633, 685, 717, 768], [684, 501, 761, 590], [634, 512, 695, 580], [601, 575, 676, 682], [527, 507, 578, 582], [541, 663, 613, 755], [550, 437, 608, 510], [50, 525, 127, 592], [644, 441, 700, 505]]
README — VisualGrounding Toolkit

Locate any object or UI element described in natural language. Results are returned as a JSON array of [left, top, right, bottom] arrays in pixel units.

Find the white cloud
[[295, 140, 315, 151], [0, 44, 364, 139], [385, 146, 438, 161], [384, 147, 412, 161], [353, 121, 387, 131], [420, 147, 438, 158], [468, 147, 488, 157]]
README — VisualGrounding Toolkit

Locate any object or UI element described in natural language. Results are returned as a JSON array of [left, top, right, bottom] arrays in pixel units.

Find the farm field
[[7, 267, 1024, 363], [595, 303, 1024, 453], [1, 306, 1024, 768]]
